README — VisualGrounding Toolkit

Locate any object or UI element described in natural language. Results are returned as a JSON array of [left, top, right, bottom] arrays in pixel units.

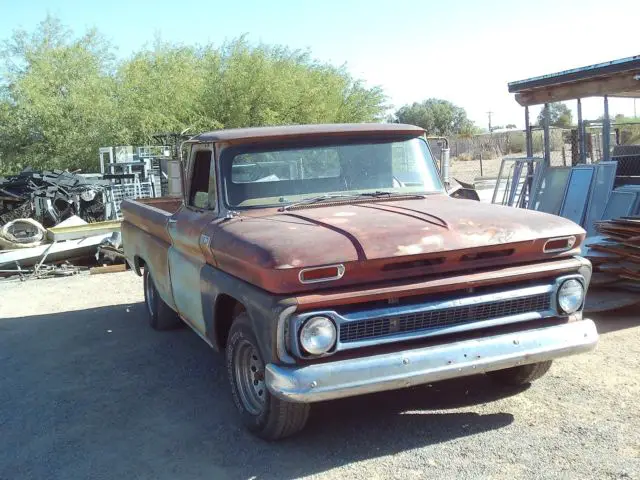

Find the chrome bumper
[[266, 319, 598, 403]]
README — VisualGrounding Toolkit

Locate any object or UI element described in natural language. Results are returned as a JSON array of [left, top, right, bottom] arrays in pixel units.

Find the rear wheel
[[143, 268, 182, 330], [487, 361, 553, 386], [226, 312, 309, 440]]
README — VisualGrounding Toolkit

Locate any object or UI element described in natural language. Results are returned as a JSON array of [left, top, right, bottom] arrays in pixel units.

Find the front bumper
[[266, 319, 598, 403]]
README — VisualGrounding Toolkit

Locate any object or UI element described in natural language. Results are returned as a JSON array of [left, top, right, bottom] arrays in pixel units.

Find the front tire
[[487, 360, 553, 386], [226, 312, 310, 440], [143, 268, 182, 330]]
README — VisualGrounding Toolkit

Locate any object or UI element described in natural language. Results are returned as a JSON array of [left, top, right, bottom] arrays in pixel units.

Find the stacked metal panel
[[585, 216, 640, 292]]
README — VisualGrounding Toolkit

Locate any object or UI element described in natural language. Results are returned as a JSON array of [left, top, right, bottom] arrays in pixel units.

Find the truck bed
[[135, 197, 183, 214], [121, 197, 183, 308], [121, 197, 181, 244]]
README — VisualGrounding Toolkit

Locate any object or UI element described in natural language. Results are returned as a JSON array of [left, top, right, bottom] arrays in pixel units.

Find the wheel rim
[[233, 339, 266, 415], [145, 273, 155, 317]]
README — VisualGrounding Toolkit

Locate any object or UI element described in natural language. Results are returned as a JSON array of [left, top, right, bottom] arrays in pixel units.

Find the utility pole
[[487, 111, 493, 133]]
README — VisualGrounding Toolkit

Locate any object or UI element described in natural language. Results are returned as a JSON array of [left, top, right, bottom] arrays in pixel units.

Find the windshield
[[223, 137, 443, 208]]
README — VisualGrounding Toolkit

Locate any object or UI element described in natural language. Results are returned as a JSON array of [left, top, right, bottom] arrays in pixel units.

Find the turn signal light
[[544, 236, 577, 253], [299, 265, 345, 284]]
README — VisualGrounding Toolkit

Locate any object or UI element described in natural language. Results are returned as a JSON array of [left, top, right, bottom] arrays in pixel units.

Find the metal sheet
[[47, 220, 121, 241], [584, 162, 617, 236], [530, 166, 571, 214], [491, 157, 542, 207], [559, 166, 596, 225], [600, 189, 637, 221]]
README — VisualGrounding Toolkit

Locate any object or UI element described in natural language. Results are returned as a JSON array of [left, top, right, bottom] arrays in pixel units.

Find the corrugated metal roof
[[508, 55, 640, 93]]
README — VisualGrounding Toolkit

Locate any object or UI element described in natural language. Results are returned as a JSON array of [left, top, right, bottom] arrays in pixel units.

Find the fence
[[440, 127, 627, 185]]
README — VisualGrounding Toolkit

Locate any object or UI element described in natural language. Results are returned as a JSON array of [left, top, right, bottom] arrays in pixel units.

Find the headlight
[[299, 316, 336, 355], [558, 279, 584, 314]]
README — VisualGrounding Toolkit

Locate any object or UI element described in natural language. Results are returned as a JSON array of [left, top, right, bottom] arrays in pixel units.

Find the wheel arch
[[213, 293, 246, 350], [132, 255, 145, 276]]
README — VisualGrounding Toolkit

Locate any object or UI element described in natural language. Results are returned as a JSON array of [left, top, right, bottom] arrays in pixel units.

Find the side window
[[189, 150, 214, 209]]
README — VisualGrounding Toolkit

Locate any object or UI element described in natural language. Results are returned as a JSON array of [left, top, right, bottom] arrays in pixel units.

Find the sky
[[1, 0, 639, 129]]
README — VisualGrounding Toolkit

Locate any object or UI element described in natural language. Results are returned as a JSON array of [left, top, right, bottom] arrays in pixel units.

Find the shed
[[508, 55, 640, 164]]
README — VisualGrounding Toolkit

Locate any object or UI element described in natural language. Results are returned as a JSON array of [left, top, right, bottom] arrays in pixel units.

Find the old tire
[[143, 268, 182, 331], [487, 361, 553, 386], [226, 312, 310, 440]]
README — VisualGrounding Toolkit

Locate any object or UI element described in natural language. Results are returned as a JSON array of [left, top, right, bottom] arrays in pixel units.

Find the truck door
[[167, 144, 218, 335]]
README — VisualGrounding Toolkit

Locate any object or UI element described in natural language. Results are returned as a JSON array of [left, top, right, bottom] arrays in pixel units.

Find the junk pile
[[0, 168, 109, 229], [0, 168, 124, 280], [585, 217, 640, 290]]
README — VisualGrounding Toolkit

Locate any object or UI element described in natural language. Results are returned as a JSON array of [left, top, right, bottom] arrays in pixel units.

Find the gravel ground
[[1, 272, 639, 480]]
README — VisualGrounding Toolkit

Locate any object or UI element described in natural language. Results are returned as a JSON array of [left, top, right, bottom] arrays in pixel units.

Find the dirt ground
[[1, 272, 639, 480]]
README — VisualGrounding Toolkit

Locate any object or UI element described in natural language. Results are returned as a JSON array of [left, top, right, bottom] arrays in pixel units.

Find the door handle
[[168, 218, 177, 225]]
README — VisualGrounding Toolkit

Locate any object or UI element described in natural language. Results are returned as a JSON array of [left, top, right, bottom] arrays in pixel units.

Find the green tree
[[394, 99, 476, 136], [0, 16, 120, 173], [537, 102, 573, 128], [0, 18, 387, 175]]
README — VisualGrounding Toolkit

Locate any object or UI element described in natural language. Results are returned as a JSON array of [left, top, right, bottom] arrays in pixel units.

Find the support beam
[[523, 106, 533, 208], [514, 73, 640, 106], [577, 98, 586, 163], [524, 106, 533, 157], [543, 104, 551, 165], [603, 95, 611, 161]]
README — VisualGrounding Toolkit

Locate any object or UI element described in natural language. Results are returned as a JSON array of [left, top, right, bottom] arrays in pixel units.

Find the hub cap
[[233, 339, 266, 415]]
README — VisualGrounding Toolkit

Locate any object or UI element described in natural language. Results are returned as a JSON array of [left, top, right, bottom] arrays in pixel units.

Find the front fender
[[200, 264, 297, 363]]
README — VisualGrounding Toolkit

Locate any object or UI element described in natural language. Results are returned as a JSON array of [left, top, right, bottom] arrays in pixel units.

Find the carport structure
[[508, 55, 640, 164]]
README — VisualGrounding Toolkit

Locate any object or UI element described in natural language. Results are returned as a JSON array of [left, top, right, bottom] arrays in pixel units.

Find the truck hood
[[210, 195, 585, 293]]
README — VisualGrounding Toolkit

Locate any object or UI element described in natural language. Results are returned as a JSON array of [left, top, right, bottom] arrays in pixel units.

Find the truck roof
[[188, 123, 425, 144]]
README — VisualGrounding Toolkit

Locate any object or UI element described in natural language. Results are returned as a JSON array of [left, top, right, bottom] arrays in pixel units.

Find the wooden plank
[[89, 264, 127, 275]]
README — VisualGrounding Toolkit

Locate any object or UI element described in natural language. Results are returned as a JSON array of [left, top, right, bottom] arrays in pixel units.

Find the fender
[[200, 264, 297, 362]]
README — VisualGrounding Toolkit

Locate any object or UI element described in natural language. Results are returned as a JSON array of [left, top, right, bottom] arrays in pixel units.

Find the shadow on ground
[[590, 305, 639, 334], [0, 304, 525, 480]]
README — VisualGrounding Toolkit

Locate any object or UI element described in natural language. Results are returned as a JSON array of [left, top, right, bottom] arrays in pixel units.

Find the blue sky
[[1, 0, 639, 128]]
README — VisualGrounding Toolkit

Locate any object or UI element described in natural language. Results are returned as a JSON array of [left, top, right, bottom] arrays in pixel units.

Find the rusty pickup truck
[[122, 123, 598, 439]]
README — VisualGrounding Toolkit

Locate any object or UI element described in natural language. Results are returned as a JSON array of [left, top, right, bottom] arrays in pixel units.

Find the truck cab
[[121, 123, 597, 440]]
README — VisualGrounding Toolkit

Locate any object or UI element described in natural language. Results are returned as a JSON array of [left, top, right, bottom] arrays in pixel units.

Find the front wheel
[[487, 360, 553, 386], [226, 312, 310, 440]]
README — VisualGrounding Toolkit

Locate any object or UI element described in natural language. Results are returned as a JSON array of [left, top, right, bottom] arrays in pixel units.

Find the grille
[[339, 293, 551, 343]]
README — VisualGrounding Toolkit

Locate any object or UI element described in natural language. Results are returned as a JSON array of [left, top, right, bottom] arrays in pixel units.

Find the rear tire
[[226, 312, 310, 440], [143, 268, 182, 330], [487, 361, 553, 386]]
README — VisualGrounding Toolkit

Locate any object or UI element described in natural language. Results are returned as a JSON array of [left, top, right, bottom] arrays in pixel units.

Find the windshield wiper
[[281, 194, 356, 211], [281, 191, 424, 211]]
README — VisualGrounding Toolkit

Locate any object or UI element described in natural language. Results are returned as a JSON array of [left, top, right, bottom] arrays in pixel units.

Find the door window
[[189, 150, 215, 209]]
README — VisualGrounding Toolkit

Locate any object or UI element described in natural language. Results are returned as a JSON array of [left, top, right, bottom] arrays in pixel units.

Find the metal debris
[[0, 168, 109, 228], [584, 216, 640, 308], [0, 262, 85, 282]]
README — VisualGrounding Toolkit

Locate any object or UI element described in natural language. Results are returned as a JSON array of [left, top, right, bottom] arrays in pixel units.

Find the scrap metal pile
[[586, 217, 640, 291], [0, 168, 109, 230], [0, 168, 123, 280]]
